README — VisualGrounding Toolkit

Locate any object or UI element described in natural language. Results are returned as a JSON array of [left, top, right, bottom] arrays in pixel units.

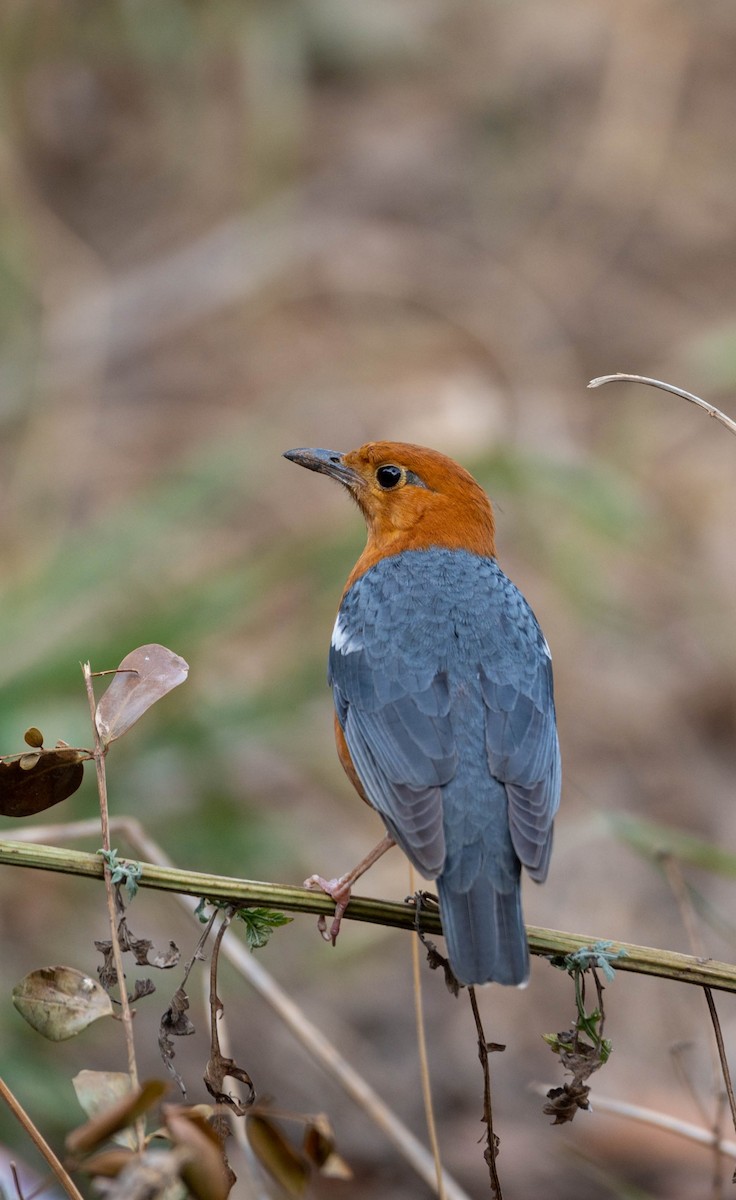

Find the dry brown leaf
[[12, 966, 113, 1041], [246, 1115, 310, 1197], [95, 644, 189, 746], [164, 1106, 233, 1200], [0, 747, 85, 817], [67, 1077, 167, 1155]]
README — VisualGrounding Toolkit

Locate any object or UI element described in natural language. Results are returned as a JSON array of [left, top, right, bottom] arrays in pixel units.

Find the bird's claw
[[304, 873, 351, 946]]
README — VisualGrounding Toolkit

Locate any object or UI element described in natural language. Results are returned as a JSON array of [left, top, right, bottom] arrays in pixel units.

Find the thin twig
[[180, 907, 219, 991], [81, 662, 141, 1143], [3, 835, 736, 993], [209, 911, 233, 1060], [10, 1162, 25, 1200], [0, 1076, 85, 1200], [704, 989, 736, 1143], [409, 865, 446, 1200], [90, 668, 139, 677], [588, 374, 736, 437], [468, 988, 503, 1198]]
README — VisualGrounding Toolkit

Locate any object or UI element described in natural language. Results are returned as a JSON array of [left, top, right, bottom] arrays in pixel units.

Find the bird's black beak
[[283, 447, 364, 491]]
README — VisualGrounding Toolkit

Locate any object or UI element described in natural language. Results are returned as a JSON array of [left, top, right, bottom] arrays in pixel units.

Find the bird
[[283, 441, 561, 986]]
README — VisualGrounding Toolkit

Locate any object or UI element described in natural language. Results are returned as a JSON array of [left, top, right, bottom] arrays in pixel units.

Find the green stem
[[2, 837, 736, 992]]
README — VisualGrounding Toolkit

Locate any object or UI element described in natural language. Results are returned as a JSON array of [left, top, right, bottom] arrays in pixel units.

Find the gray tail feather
[[436, 877, 529, 987]]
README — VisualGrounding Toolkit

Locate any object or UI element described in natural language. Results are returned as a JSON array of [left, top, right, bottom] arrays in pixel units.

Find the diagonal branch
[[0, 1074, 85, 1200]]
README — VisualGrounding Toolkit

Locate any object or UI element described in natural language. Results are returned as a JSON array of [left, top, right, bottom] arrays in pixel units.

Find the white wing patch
[[332, 613, 363, 654]]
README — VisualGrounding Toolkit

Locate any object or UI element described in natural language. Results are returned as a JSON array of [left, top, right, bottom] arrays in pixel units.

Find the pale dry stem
[[81, 663, 142, 1150]]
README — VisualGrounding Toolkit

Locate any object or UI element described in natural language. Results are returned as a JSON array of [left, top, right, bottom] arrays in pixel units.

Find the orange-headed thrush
[[284, 441, 561, 986]]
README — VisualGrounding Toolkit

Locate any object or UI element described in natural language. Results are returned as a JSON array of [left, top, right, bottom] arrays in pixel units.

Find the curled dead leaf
[[159, 986, 195, 1096], [543, 1081, 591, 1124], [204, 1049, 255, 1115]]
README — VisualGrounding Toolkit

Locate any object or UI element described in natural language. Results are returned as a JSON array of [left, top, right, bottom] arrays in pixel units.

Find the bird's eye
[[376, 464, 404, 490]]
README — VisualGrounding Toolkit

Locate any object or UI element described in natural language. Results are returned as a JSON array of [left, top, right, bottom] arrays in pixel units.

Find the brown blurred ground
[[1, 2, 736, 1197]]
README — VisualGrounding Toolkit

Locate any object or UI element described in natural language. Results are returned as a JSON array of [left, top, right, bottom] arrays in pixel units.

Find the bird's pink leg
[[304, 834, 396, 944]]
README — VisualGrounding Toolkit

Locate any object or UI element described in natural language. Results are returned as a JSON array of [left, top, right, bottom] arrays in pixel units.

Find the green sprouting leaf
[[192, 901, 291, 947], [236, 908, 292, 950]]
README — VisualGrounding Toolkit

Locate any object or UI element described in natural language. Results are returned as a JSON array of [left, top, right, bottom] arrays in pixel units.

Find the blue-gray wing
[[330, 551, 560, 885], [479, 600, 560, 882], [329, 617, 455, 878]]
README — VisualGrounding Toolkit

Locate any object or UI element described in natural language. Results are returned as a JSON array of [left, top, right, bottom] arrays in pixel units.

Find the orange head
[[284, 441, 496, 588]]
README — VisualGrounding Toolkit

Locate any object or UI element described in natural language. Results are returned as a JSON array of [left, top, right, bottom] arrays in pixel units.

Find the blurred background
[[1, 1, 736, 1196]]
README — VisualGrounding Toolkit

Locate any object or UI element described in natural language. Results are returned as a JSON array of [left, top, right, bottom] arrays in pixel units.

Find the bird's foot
[[303, 873, 352, 945]]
